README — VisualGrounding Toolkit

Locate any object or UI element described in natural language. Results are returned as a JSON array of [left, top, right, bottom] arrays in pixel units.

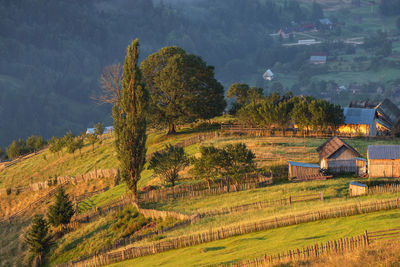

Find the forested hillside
[[0, 0, 317, 148]]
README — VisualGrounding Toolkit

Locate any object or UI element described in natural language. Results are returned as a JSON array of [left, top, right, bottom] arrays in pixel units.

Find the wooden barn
[[317, 136, 365, 175], [338, 108, 377, 137], [288, 161, 320, 180], [368, 145, 400, 178]]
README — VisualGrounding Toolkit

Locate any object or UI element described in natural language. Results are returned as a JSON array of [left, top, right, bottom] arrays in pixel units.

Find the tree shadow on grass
[[62, 222, 111, 253]]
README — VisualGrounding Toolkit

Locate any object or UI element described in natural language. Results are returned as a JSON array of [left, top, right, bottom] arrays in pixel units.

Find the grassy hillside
[[2, 129, 400, 267]]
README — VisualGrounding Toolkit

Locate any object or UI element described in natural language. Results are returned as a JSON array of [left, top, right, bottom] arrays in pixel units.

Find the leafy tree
[[94, 122, 105, 136], [191, 146, 225, 189], [75, 136, 84, 155], [222, 143, 256, 185], [26, 136, 47, 153], [25, 214, 52, 267], [113, 39, 149, 200], [148, 145, 189, 186], [0, 148, 3, 160], [49, 137, 65, 156], [141, 46, 226, 134], [5, 139, 27, 159], [227, 83, 250, 106], [47, 187, 74, 228], [86, 133, 98, 151]]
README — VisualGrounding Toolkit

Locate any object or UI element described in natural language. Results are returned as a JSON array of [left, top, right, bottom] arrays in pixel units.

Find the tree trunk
[[168, 123, 176, 134], [131, 181, 137, 204]]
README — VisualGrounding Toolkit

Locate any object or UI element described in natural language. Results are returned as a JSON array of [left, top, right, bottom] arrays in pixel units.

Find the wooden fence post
[[364, 230, 369, 245], [320, 192, 324, 201]]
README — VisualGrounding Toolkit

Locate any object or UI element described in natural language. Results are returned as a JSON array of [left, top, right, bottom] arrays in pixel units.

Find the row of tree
[[227, 83, 344, 132], [147, 143, 256, 188], [48, 123, 105, 157], [5, 136, 47, 160], [25, 187, 74, 266]]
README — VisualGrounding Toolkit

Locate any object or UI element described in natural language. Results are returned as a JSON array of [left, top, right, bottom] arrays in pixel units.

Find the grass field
[[109, 209, 400, 267]]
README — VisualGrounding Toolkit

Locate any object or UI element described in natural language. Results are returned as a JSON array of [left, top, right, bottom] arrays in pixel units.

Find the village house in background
[[86, 126, 113, 135], [367, 145, 400, 178], [317, 136, 366, 176], [338, 98, 400, 137], [262, 69, 274, 81]]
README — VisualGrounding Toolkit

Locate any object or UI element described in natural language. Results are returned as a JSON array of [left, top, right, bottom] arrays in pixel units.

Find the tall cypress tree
[[25, 214, 52, 267], [112, 39, 148, 200]]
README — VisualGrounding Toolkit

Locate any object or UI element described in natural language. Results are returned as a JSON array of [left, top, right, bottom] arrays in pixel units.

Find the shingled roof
[[368, 145, 400, 160], [317, 136, 361, 159]]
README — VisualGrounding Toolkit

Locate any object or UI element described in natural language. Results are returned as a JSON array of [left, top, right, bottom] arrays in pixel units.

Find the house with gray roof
[[368, 145, 400, 178], [338, 108, 377, 136]]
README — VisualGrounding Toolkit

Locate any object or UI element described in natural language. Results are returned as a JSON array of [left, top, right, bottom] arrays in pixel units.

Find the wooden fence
[[228, 234, 369, 267], [199, 192, 324, 217], [0, 182, 69, 224], [138, 174, 273, 203], [367, 227, 400, 242], [368, 184, 400, 195], [57, 198, 400, 267], [228, 227, 400, 266]]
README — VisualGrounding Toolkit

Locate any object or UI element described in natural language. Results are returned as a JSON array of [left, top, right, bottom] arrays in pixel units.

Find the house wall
[[327, 158, 366, 175], [368, 159, 400, 178], [338, 124, 371, 136], [289, 165, 320, 179], [329, 146, 359, 160]]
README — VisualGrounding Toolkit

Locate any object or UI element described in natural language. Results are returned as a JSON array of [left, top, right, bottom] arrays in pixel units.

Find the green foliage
[[5, 135, 47, 159], [112, 206, 149, 238], [86, 133, 98, 151], [237, 92, 344, 133], [49, 137, 65, 155], [24, 214, 52, 267], [0, 147, 3, 160], [148, 145, 189, 186], [191, 146, 226, 188], [113, 39, 149, 197], [47, 187, 74, 227], [141, 46, 226, 134], [6, 188, 11, 195], [222, 143, 256, 184], [94, 123, 105, 136]]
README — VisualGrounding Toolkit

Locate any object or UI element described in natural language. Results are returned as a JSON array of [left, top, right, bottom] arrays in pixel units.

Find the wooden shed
[[368, 145, 400, 178], [349, 181, 367, 196], [288, 161, 320, 180], [317, 136, 363, 175]]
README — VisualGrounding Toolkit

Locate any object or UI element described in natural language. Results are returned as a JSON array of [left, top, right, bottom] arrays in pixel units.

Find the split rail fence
[[58, 198, 400, 267]]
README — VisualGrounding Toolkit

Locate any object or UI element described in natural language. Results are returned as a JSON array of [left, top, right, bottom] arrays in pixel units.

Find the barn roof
[[350, 181, 367, 187], [317, 136, 361, 159], [375, 99, 400, 126], [288, 161, 319, 168], [343, 108, 376, 125], [368, 145, 400, 160]]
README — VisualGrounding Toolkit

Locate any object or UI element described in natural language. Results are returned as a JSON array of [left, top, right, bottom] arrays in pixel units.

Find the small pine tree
[[47, 187, 74, 228], [25, 214, 52, 267]]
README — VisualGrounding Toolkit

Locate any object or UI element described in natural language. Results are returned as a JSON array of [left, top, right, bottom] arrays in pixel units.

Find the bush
[[6, 188, 11, 195], [15, 189, 20, 195]]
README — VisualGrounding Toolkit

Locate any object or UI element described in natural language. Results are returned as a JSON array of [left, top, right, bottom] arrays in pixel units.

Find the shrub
[[6, 188, 11, 195]]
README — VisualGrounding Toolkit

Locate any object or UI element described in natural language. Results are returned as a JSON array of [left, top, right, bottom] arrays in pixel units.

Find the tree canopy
[[141, 46, 226, 134], [47, 187, 74, 227]]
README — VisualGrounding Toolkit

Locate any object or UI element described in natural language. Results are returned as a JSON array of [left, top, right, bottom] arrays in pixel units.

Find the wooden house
[[288, 161, 320, 180], [317, 136, 365, 175], [367, 145, 400, 178], [338, 108, 377, 136]]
